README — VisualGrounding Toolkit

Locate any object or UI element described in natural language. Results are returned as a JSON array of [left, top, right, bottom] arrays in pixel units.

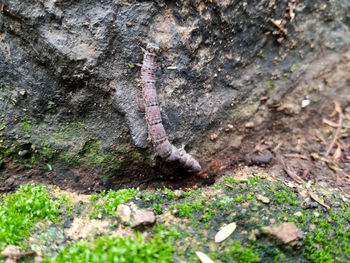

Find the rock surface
[[262, 222, 302, 245], [116, 203, 156, 227], [1, 0, 350, 184]]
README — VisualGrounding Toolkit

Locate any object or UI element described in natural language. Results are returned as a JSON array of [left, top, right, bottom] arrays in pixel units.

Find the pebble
[[256, 194, 270, 204], [248, 230, 257, 242], [19, 89, 26, 96], [173, 190, 183, 198], [116, 204, 131, 223], [18, 150, 29, 157], [313, 212, 320, 217], [245, 122, 255, 128], [131, 209, 156, 228], [210, 133, 218, 141], [309, 224, 316, 231], [262, 222, 302, 245], [301, 99, 310, 108], [294, 211, 303, 217], [251, 151, 274, 165]]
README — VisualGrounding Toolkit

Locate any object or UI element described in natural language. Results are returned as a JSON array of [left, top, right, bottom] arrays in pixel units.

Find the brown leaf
[[309, 192, 330, 210], [332, 146, 342, 161]]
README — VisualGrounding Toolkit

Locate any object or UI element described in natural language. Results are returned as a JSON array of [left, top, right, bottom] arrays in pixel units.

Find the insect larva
[[140, 43, 201, 172]]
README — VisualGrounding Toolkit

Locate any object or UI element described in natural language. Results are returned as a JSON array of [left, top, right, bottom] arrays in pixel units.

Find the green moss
[[234, 195, 245, 203], [266, 80, 276, 90], [44, 225, 180, 263], [222, 241, 259, 263], [171, 202, 203, 218], [0, 184, 65, 250], [272, 188, 299, 206], [90, 189, 138, 218], [304, 208, 350, 262], [20, 117, 34, 132]]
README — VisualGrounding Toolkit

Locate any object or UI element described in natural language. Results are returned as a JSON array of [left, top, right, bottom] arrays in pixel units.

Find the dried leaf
[[214, 222, 237, 243], [309, 192, 330, 210], [195, 251, 215, 263], [323, 118, 339, 128], [332, 146, 342, 161]]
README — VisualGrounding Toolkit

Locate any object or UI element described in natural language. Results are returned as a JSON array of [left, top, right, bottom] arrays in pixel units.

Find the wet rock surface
[[262, 222, 303, 246], [0, 0, 350, 188]]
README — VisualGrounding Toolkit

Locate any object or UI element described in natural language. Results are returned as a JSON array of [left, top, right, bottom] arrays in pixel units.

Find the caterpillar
[[141, 43, 201, 172]]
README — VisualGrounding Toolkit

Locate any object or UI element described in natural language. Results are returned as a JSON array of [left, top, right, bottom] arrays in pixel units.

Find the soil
[[1, 47, 349, 195]]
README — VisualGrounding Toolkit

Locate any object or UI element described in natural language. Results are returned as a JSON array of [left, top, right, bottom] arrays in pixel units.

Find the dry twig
[[270, 19, 288, 37], [284, 154, 308, 160], [324, 101, 343, 158], [309, 192, 330, 210], [278, 156, 304, 184]]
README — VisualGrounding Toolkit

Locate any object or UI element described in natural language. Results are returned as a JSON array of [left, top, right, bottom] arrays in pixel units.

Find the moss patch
[[0, 184, 66, 251], [44, 225, 180, 263]]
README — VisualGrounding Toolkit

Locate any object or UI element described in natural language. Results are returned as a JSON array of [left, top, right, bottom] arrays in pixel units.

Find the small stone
[[253, 229, 261, 237], [301, 99, 310, 108], [256, 194, 270, 204], [245, 122, 255, 128], [294, 211, 303, 217], [5, 258, 17, 263], [248, 230, 257, 242], [1, 245, 34, 260], [173, 190, 183, 198], [18, 150, 29, 157], [210, 134, 218, 141], [131, 209, 156, 228], [19, 89, 26, 96], [262, 222, 302, 245], [309, 224, 316, 231], [225, 124, 234, 132], [251, 217, 259, 222], [251, 152, 274, 165], [115, 204, 131, 224], [313, 211, 320, 217]]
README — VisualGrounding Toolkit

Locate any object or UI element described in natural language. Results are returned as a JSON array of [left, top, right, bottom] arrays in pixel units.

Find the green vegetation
[[272, 188, 299, 206], [44, 225, 180, 263], [171, 202, 203, 218], [222, 241, 259, 263], [0, 184, 64, 250], [266, 80, 276, 90], [0, 171, 348, 263], [90, 189, 138, 218], [304, 208, 350, 262]]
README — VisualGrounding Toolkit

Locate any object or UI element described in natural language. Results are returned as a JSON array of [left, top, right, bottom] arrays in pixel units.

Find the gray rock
[[251, 152, 274, 165], [262, 222, 303, 245], [256, 194, 270, 204], [0, 0, 350, 182], [116, 203, 155, 227], [130, 209, 156, 228], [115, 204, 132, 224]]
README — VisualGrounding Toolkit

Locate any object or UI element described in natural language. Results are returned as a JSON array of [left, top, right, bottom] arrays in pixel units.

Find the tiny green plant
[[90, 189, 138, 218], [0, 184, 64, 250], [222, 241, 259, 263], [44, 225, 180, 263]]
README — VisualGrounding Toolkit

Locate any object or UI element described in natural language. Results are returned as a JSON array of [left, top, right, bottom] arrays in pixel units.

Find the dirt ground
[[1, 47, 349, 195]]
